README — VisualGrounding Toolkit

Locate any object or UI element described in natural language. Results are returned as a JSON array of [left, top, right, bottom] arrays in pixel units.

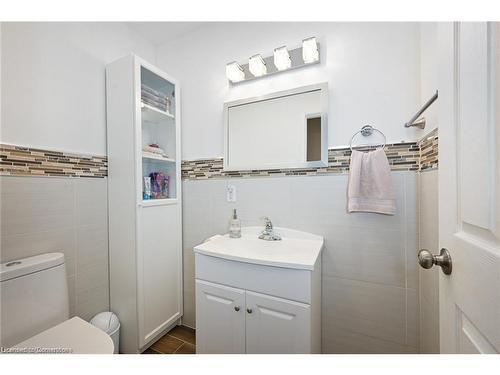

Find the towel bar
[[404, 90, 438, 129]]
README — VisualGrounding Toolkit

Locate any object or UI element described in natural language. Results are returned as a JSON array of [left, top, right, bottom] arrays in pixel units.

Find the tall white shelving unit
[[106, 54, 183, 353]]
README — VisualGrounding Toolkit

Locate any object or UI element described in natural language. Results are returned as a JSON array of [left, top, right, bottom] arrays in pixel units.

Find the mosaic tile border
[[418, 128, 438, 172], [0, 144, 107, 178], [1, 132, 438, 180], [181, 142, 421, 180]]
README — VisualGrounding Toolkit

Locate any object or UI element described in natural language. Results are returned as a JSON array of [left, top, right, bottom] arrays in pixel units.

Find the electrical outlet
[[226, 184, 236, 202]]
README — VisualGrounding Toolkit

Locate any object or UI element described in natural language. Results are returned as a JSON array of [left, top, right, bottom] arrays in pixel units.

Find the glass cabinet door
[[140, 66, 177, 203]]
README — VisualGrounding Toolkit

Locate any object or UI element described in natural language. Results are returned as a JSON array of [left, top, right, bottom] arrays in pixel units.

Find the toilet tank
[[0, 253, 69, 347]]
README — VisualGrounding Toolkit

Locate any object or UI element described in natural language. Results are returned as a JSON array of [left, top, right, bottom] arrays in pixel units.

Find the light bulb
[[273, 46, 291, 71], [249, 54, 267, 77], [302, 37, 319, 64], [226, 61, 245, 83]]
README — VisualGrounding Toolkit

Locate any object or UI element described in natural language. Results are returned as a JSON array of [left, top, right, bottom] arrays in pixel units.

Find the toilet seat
[[13, 317, 114, 354]]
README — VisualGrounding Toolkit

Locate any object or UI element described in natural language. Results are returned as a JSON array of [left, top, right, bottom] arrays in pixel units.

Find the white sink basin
[[193, 227, 324, 270]]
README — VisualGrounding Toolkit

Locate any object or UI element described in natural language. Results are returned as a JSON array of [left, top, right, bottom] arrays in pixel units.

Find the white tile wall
[[182, 172, 419, 353], [0, 176, 109, 321], [418, 170, 440, 353]]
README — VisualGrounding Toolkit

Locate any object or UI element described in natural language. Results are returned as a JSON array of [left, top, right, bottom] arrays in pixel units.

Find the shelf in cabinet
[[140, 198, 178, 207], [141, 102, 175, 125], [142, 151, 176, 163]]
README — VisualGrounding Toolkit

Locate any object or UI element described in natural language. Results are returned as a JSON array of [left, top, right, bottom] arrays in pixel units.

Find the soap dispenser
[[229, 209, 241, 238]]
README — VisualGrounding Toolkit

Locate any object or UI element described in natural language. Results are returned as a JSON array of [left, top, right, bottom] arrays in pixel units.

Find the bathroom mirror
[[223, 83, 328, 171]]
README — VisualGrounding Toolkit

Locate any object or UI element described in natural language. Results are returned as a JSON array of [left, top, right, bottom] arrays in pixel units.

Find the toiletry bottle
[[143, 177, 151, 200], [229, 209, 241, 238]]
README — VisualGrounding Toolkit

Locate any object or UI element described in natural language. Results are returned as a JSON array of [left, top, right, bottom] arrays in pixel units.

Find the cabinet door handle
[[234, 306, 240, 312], [246, 308, 253, 314]]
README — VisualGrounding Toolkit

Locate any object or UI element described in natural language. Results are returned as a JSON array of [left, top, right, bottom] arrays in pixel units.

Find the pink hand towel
[[347, 148, 396, 215]]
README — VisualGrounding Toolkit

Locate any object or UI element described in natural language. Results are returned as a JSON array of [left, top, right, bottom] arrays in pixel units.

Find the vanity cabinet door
[[195, 280, 246, 353], [245, 291, 311, 354]]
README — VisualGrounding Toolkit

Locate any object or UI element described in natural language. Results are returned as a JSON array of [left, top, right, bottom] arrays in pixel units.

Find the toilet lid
[[13, 317, 114, 354]]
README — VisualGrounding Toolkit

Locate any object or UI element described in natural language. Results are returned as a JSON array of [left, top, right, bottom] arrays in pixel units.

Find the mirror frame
[[223, 82, 329, 171]]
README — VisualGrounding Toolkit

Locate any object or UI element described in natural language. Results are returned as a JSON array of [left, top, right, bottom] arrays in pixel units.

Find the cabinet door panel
[[195, 280, 245, 353], [245, 291, 311, 354], [139, 203, 182, 346]]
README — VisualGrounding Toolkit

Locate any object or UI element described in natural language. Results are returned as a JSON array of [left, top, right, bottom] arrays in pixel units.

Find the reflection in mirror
[[306, 115, 322, 162], [224, 83, 328, 171]]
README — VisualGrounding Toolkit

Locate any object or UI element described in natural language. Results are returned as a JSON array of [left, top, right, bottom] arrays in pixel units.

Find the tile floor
[[143, 325, 196, 354]]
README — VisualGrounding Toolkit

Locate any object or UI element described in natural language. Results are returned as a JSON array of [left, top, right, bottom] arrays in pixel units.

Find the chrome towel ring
[[349, 125, 387, 152]]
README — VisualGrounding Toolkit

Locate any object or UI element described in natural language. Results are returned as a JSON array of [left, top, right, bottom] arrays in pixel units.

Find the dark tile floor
[[143, 325, 196, 354]]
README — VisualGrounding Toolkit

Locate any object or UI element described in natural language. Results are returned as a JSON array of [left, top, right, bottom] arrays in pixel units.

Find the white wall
[[419, 23, 439, 132], [1, 176, 109, 321], [0, 22, 157, 325], [418, 170, 440, 353], [157, 22, 424, 160], [417, 23, 439, 354], [1, 22, 156, 155], [0, 22, 2, 140]]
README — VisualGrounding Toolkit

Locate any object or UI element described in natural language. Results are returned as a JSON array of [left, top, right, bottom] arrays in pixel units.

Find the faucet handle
[[260, 216, 273, 230], [258, 217, 281, 241]]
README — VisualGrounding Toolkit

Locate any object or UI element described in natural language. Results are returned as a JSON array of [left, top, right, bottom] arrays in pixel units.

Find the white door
[[438, 22, 500, 353], [195, 280, 246, 354], [245, 290, 310, 354]]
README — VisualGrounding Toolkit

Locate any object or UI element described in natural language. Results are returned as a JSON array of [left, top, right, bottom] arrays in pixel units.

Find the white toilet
[[0, 252, 114, 354]]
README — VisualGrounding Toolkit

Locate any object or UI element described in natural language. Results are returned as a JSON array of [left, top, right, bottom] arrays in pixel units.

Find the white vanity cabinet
[[194, 227, 323, 354], [196, 279, 314, 354]]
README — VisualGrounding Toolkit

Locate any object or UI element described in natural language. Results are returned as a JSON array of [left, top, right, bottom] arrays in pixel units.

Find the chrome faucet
[[258, 217, 282, 241]]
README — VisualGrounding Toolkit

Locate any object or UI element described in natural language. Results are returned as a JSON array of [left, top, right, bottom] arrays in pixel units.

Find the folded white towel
[[347, 148, 396, 215]]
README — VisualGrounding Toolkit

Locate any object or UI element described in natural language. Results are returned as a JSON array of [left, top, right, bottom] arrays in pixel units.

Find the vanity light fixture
[[302, 37, 319, 64], [227, 37, 320, 84], [225, 61, 245, 83], [249, 54, 267, 77], [273, 46, 291, 71]]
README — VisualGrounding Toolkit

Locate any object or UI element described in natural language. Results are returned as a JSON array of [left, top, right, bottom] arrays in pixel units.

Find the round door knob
[[418, 249, 435, 269], [418, 248, 452, 275], [246, 308, 253, 314], [234, 306, 240, 312]]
